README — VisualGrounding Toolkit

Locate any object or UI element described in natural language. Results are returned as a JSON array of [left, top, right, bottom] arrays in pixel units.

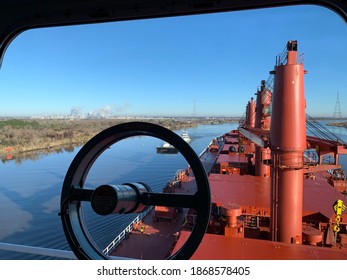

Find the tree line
[[0, 117, 233, 156]]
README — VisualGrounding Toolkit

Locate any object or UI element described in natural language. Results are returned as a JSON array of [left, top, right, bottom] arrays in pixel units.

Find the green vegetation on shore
[[0, 117, 236, 156]]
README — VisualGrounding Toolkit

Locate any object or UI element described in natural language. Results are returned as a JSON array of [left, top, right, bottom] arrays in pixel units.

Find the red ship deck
[[109, 177, 198, 259], [209, 173, 270, 209], [110, 207, 187, 259], [208, 171, 347, 221], [174, 231, 347, 260]]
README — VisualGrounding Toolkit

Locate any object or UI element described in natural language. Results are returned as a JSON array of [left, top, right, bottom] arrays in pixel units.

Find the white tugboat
[[181, 130, 192, 143]]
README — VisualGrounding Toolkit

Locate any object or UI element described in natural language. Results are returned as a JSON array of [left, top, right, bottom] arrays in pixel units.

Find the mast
[[254, 80, 272, 177], [269, 41, 307, 243], [255, 80, 271, 130]]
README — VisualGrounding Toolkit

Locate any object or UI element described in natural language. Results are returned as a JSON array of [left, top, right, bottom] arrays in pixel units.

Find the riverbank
[[0, 117, 237, 158], [327, 121, 347, 129]]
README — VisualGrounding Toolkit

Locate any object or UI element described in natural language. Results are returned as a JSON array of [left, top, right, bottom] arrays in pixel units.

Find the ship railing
[[327, 168, 345, 179], [183, 214, 198, 231], [102, 206, 153, 255], [262, 42, 304, 95], [275, 44, 288, 66], [242, 213, 270, 229], [198, 142, 212, 158], [276, 153, 305, 169], [198, 138, 218, 158], [243, 215, 258, 229], [238, 112, 247, 127], [198, 137, 224, 174], [274, 150, 331, 168], [303, 149, 319, 166], [265, 74, 274, 91], [0, 242, 77, 259]]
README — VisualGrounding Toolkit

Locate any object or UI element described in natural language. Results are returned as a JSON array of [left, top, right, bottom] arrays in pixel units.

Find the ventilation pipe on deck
[[249, 98, 256, 128]]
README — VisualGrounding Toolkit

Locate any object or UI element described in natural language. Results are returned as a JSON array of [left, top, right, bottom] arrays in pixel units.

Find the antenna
[[333, 92, 342, 119]]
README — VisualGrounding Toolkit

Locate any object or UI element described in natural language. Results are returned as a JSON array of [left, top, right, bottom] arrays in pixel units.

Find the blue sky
[[0, 4, 347, 117]]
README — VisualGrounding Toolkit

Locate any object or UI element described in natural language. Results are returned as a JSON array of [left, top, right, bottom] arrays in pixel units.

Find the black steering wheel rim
[[60, 121, 211, 260]]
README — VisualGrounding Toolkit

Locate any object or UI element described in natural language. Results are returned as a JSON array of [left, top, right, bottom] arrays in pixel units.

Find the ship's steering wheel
[[60, 122, 211, 260]]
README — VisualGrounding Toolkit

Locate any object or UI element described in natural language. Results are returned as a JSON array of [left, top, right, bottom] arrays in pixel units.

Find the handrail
[[102, 206, 153, 255], [276, 44, 288, 66], [0, 242, 77, 259]]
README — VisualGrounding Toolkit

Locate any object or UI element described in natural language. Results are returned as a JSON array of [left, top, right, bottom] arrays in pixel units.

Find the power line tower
[[333, 92, 342, 119]]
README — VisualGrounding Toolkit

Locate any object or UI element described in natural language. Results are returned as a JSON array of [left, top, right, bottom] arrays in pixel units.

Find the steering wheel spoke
[[140, 192, 198, 209], [70, 186, 93, 202]]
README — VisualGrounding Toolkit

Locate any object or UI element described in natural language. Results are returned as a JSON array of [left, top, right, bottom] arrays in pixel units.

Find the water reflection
[[42, 194, 61, 214], [0, 193, 33, 239], [0, 144, 78, 164]]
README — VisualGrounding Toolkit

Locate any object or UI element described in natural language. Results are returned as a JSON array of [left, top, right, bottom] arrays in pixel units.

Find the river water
[[1, 121, 347, 259], [0, 122, 238, 259]]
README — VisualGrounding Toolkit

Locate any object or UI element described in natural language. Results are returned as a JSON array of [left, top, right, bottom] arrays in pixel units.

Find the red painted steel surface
[[174, 232, 347, 260], [255, 81, 272, 130], [255, 146, 271, 177], [249, 98, 256, 128], [270, 44, 307, 244]]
